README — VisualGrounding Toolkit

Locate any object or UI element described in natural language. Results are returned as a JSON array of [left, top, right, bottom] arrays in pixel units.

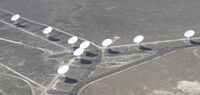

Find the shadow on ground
[[16, 21, 26, 27], [85, 51, 98, 57], [107, 49, 120, 54], [48, 37, 60, 41], [190, 40, 200, 45], [73, 46, 79, 51], [64, 77, 78, 84], [139, 46, 152, 51], [79, 59, 92, 64]]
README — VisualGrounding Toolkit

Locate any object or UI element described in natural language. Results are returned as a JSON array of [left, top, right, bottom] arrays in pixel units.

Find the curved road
[[69, 44, 200, 95]]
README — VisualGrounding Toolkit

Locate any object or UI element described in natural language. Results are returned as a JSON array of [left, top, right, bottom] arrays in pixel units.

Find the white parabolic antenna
[[73, 48, 84, 56], [42, 26, 53, 34], [11, 14, 20, 21], [184, 30, 195, 38], [102, 39, 113, 47], [80, 41, 90, 49], [133, 35, 144, 43], [57, 65, 69, 75], [68, 36, 78, 44]]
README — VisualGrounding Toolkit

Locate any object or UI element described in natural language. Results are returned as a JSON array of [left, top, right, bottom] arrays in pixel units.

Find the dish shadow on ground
[[16, 21, 26, 28], [190, 40, 200, 45], [85, 51, 98, 57], [48, 37, 60, 41], [139, 46, 152, 51], [64, 77, 78, 84], [79, 59, 92, 64], [73, 46, 79, 51], [107, 49, 120, 54]]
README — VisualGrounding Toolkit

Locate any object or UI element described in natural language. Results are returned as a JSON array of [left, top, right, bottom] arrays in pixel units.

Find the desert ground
[[0, 0, 200, 95]]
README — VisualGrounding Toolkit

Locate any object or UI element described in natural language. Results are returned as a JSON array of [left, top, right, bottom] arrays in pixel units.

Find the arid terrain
[[0, 0, 200, 95]]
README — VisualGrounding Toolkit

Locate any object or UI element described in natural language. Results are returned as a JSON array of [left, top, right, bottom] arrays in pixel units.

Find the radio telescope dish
[[11, 14, 20, 21], [57, 65, 69, 75], [102, 39, 113, 47], [184, 30, 195, 38], [42, 26, 53, 34], [68, 36, 78, 45], [80, 41, 90, 49], [73, 48, 84, 56], [133, 35, 144, 44]]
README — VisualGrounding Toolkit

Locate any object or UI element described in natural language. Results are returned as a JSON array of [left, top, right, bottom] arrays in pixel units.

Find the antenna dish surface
[[73, 48, 84, 56], [11, 14, 20, 21], [42, 26, 53, 34], [57, 65, 69, 75], [80, 41, 90, 49], [102, 39, 113, 47], [184, 30, 195, 38], [68, 36, 78, 44], [133, 35, 144, 43]]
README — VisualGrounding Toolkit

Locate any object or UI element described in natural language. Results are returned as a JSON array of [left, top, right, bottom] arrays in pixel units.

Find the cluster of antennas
[[57, 37, 91, 77], [11, 14, 196, 48], [11, 14, 196, 77], [101, 30, 195, 49]]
